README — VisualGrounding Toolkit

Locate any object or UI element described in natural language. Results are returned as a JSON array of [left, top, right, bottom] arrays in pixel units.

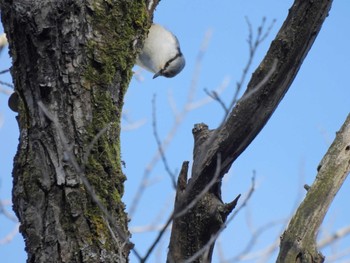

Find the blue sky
[[1, 1, 350, 262]]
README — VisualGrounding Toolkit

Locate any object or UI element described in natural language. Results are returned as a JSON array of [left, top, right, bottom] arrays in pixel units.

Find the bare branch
[[204, 88, 229, 115], [0, 199, 20, 246], [0, 199, 18, 222], [0, 223, 19, 245], [0, 80, 13, 88], [224, 219, 286, 262], [187, 28, 213, 105], [204, 18, 276, 120], [152, 94, 177, 188], [122, 110, 147, 131], [0, 69, 13, 91], [326, 247, 350, 262], [227, 17, 276, 114], [277, 113, 350, 262], [129, 223, 170, 233], [0, 69, 10, 75], [141, 214, 173, 263], [191, 0, 333, 192], [187, 76, 230, 111], [318, 225, 350, 248]]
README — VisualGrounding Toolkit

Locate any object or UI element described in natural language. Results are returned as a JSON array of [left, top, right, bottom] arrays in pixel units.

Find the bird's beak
[[153, 71, 161, 79]]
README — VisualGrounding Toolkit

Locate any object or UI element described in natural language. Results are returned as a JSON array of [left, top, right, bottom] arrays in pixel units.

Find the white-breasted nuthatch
[[136, 24, 185, 79]]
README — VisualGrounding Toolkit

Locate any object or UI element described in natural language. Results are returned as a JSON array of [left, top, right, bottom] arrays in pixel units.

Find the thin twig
[[0, 223, 19, 245], [152, 94, 177, 189], [235, 239, 279, 263], [82, 122, 112, 167], [0, 80, 13, 88], [187, 76, 231, 111], [0, 69, 10, 75], [239, 58, 278, 103], [224, 219, 286, 262], [0, 200, 18, 222], [318, 225, 350, 248], [326, 247, 350, 262], [203, 18, 276, 135], [194, 58, 277, 183], [0, 69, 13, 95], [226, 17, 276, 117], [226, 172, 255, 225], [140, 214, 173, 263], [204, 88, 229, 115], [130, 223, 169, 233]]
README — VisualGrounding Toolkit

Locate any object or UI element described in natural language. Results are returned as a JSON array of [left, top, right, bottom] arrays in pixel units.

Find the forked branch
[[168, 0, 334, 262]]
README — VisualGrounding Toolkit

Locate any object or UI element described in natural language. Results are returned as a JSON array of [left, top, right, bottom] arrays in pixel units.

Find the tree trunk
[[167, 0, 333, 262], [0, 1, 152, 262]]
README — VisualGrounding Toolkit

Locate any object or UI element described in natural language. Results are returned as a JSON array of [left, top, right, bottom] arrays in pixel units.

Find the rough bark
[[277, 114, 350, 263], [167, 0, 333, 262], [0, 0, 154, 262]]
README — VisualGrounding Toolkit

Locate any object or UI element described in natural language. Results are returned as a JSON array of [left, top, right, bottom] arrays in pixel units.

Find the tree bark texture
[[1, 0, 154, 262], [167, 0, 333, 262], [277, 114, 350, 263]]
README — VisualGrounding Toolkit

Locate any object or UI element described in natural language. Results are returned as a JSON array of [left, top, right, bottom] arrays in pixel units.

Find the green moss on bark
[[81, 0, 149, 246], [84, 0, 148, 87]]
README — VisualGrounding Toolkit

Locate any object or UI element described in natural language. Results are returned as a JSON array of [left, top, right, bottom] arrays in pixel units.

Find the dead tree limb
[[167, 0, 333, 262]]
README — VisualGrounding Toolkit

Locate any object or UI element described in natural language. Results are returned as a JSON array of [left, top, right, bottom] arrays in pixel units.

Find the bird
[[136, 24, 185, 79]]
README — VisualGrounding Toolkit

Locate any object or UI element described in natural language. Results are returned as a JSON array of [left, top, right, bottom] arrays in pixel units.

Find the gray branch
[[168, 0, 334, 262], [277, 114, 350, 262]]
